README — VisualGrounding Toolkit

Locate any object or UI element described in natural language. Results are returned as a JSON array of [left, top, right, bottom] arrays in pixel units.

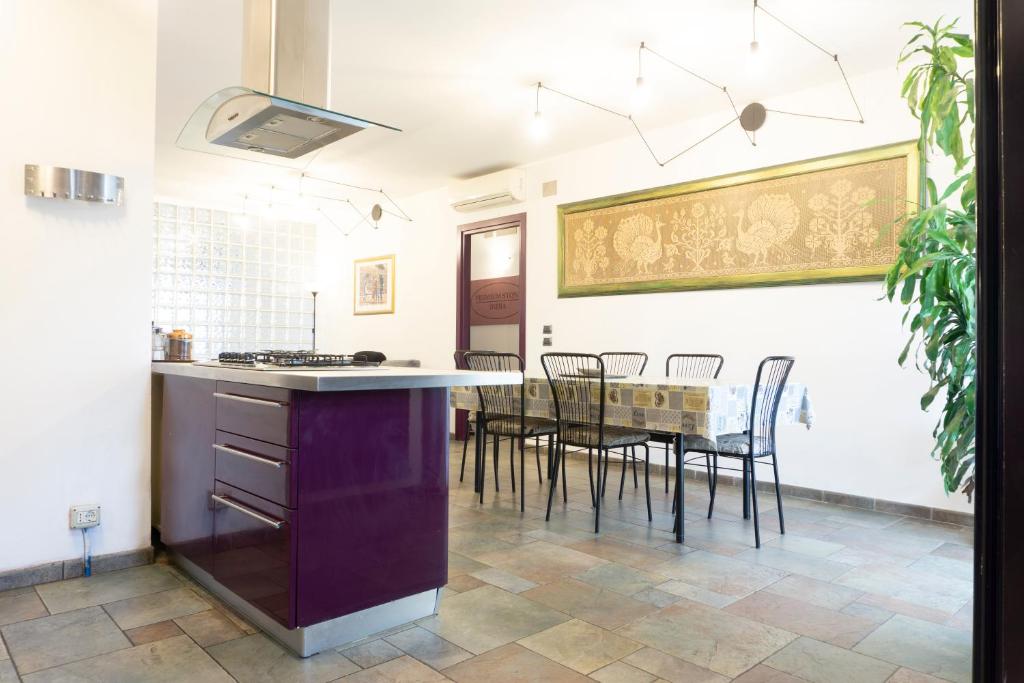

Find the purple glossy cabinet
[[161, 377, 449, 630]]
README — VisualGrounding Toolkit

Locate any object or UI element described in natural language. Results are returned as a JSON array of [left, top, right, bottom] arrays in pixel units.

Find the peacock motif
[[734, 194, 800, 266], [612, 214, 663, 274]]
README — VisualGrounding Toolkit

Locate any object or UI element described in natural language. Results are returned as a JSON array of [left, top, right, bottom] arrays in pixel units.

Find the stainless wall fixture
[[23, 165, 124, 206], [178, 0, 400, 163]]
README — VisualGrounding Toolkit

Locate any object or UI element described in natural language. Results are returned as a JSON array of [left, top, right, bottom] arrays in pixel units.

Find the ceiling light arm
[[753, 0, 832, 59], [630, 115, 739, 167], [300, 173, 413, 222], [537, 83, 631, 119], [641, 45, 725, 92]]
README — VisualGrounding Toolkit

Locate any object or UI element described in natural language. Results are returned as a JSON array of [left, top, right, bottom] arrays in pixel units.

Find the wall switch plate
[[542, 324, 552, 334], [542, 336, 552, 346], [70, 504, 101, 529]]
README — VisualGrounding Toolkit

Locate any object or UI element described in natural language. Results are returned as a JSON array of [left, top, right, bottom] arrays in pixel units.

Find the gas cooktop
[[196, 351, 383, 371]]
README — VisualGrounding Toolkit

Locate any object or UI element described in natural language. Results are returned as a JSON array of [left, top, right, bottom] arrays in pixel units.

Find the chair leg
[[546, 434, 554, 483], [601, 447, 610, 497], [478, 427, 486, 505], [561, 441, 568, 503], [626, 446, 634, 489], [520, 436, 526, 512], [741, 455, 750, 519], [664, 441, 670, 493], [704, 453, 713, 496], [772, 452, 785, 534], [493, 435, 500, 493], [535, 437, 543, 484], [594, 447, 603, 534], [459, 430, 469, 483], [618, 447, 628, 500], [545, 441, 562, 521], [708, 451, 719, 519], [643, 444, 652, 522], [509, 436, 516, 494], [588, 447, 595, 506], [750, 455, 761, 548]]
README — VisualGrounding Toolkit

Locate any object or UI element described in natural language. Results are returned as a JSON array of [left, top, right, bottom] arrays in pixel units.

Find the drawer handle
[[211, 494, 285, 529], [214, 444, 285, 469], [214, 392, 287, 408]]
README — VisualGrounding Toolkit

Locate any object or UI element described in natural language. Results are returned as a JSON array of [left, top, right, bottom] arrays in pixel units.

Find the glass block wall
[[152, 202, 317, 360]]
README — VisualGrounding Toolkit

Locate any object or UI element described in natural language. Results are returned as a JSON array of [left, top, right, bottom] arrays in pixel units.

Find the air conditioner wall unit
[[448, 169, 526, 212]]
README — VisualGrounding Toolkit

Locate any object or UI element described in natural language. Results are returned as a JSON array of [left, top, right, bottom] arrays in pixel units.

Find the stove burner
[[216, 351, 375, 368]]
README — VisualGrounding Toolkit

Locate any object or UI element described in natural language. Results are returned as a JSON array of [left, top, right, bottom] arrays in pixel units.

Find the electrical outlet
[[70, 504, 101, 529]]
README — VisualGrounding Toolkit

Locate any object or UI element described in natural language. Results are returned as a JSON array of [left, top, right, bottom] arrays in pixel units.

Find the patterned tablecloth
[[450, 376, 814, 438]]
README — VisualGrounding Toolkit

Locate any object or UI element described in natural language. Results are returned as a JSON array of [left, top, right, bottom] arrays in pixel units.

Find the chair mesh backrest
[[599, 352, 648, 376], [666, 354, 724, 379], [464, 352, 524, 423], [749, 356, 795, 453], [541, 353, 605, 448]]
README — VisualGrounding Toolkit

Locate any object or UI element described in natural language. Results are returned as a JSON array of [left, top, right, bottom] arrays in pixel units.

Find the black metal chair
[[465, 352, 556, 511], [597, 352, 649, 499], [454, 349, 491, 483], [709, 356, 795, 548], [653, 354, 725, 501], [541, 353, 652, 532]]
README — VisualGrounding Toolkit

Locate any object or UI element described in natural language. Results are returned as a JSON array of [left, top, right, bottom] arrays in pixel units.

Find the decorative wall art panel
[[353, 254, 395, 315], [557, 141, 919, 297]]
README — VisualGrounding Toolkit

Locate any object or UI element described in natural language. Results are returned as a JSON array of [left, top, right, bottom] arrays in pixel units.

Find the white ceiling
[[155, 0, 973, 201]]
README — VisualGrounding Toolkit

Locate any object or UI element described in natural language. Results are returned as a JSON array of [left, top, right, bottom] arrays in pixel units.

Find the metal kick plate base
[[171, 552, 441, 658], [24, 164, 124, 206]]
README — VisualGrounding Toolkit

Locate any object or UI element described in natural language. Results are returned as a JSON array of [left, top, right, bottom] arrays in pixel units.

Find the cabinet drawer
[[214, 431, 296, 508], [212, 482, 295, 628], [215, 381, 295, 447]]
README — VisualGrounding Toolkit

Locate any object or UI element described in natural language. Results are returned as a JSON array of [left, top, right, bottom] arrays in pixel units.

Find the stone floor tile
[[341, 654, 448, 682], [929, 543, 973, 563], [655, 580, 738, 608], [589, 660, 658, 683], [443, 643, 588, 682], [736, 546, 850, 582], [445, 574, 485, 593], [766, 637, 897, 683], [521, 578, 656, 630], [124, 619, 184, 645], [0, 660, 16, 683], [618, 600, 796, 677], [0, 633, 7, 660], [103, 587, 209, 630], [906, 555, 973, 583], [482, 542, 607, 585], [836, 565, 972, 614], [650, 551, 787, 598], [854, 615, 972, 683], [630, 588, 680, 609], [468, 567, 537, 594], [763, 574, 863, 611], [174, 609, 244, 647], [761, 535, 846, 558], [620, 646, 728, 683], [341, 638, 404, 668], [730, 664, 807, 682], [725, 591, 877, 648], [21, 635, 231, 683], [0, 589, 47, 628], [567, 539, 674, 570], [418, 585, 568, 654], [886, 667, 953, 683], [854, 594, 953, 625], [447, 552, 488, 578], [1, 606, 130, 674], [573, 562, 665, 596], [385, 625, 473, 670], [518, 619, 641, 675], [34, 566, 181, 615], [207, 633, 358, 682]]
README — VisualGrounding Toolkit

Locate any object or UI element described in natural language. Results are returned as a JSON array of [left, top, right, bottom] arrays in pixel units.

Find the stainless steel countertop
[[151, 362, 520, 392]]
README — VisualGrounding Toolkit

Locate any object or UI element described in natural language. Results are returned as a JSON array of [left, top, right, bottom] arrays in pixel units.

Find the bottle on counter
[[167, 328, 193, 361], [152, 324, 167, 361]]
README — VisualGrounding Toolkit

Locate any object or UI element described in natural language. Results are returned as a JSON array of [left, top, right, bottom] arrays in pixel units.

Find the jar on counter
[[152, 326, 168, 361], [167, 328, 193, 361]]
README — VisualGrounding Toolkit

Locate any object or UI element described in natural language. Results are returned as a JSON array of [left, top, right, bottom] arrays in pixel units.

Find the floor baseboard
[[0, 546, 154, 592]]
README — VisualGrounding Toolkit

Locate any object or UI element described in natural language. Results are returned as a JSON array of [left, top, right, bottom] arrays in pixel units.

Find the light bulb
[[631, 75, 649, 112], [750, 40, 759, 53], [745, 40, 763, 75], [529, 110, 548, 140]]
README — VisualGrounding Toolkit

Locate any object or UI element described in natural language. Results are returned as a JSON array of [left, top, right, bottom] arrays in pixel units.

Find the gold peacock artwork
[[557, 142, 917, 297]]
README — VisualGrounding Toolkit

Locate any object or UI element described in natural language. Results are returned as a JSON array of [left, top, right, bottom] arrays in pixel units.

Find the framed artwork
[[353, 254, 395, 315], [557, 141, 920, 297]]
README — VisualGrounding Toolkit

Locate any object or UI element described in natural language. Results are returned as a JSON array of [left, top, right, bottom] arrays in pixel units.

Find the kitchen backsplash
[[152, 202, 317, 359]]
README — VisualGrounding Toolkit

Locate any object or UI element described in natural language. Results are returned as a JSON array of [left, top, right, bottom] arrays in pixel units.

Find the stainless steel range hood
[[177, 0, 399, 162]]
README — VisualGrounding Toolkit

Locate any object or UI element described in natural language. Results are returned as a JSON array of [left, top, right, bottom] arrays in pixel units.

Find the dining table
[[450, 374, 815, 543]]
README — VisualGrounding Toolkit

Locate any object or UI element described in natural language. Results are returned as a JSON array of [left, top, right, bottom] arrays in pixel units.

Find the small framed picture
[[353, 254, 395, 315]]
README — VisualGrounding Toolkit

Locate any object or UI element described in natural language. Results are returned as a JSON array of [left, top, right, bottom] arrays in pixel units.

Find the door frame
[[455, 212, 527, 439]]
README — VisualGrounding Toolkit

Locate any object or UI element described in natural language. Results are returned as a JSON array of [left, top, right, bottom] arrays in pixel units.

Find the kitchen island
[[152, 362, 517, 657]]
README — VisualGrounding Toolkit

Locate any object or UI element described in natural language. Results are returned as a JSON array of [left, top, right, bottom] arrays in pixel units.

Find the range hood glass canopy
[[176, 86, 401, 166]]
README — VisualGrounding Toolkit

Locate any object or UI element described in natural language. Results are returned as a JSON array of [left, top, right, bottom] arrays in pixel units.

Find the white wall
[[0, 1, 158, 572], [320, 65, 972, 514]]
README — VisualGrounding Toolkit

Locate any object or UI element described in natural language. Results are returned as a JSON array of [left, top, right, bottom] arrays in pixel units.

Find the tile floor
[[0, 440, 973, 682]]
